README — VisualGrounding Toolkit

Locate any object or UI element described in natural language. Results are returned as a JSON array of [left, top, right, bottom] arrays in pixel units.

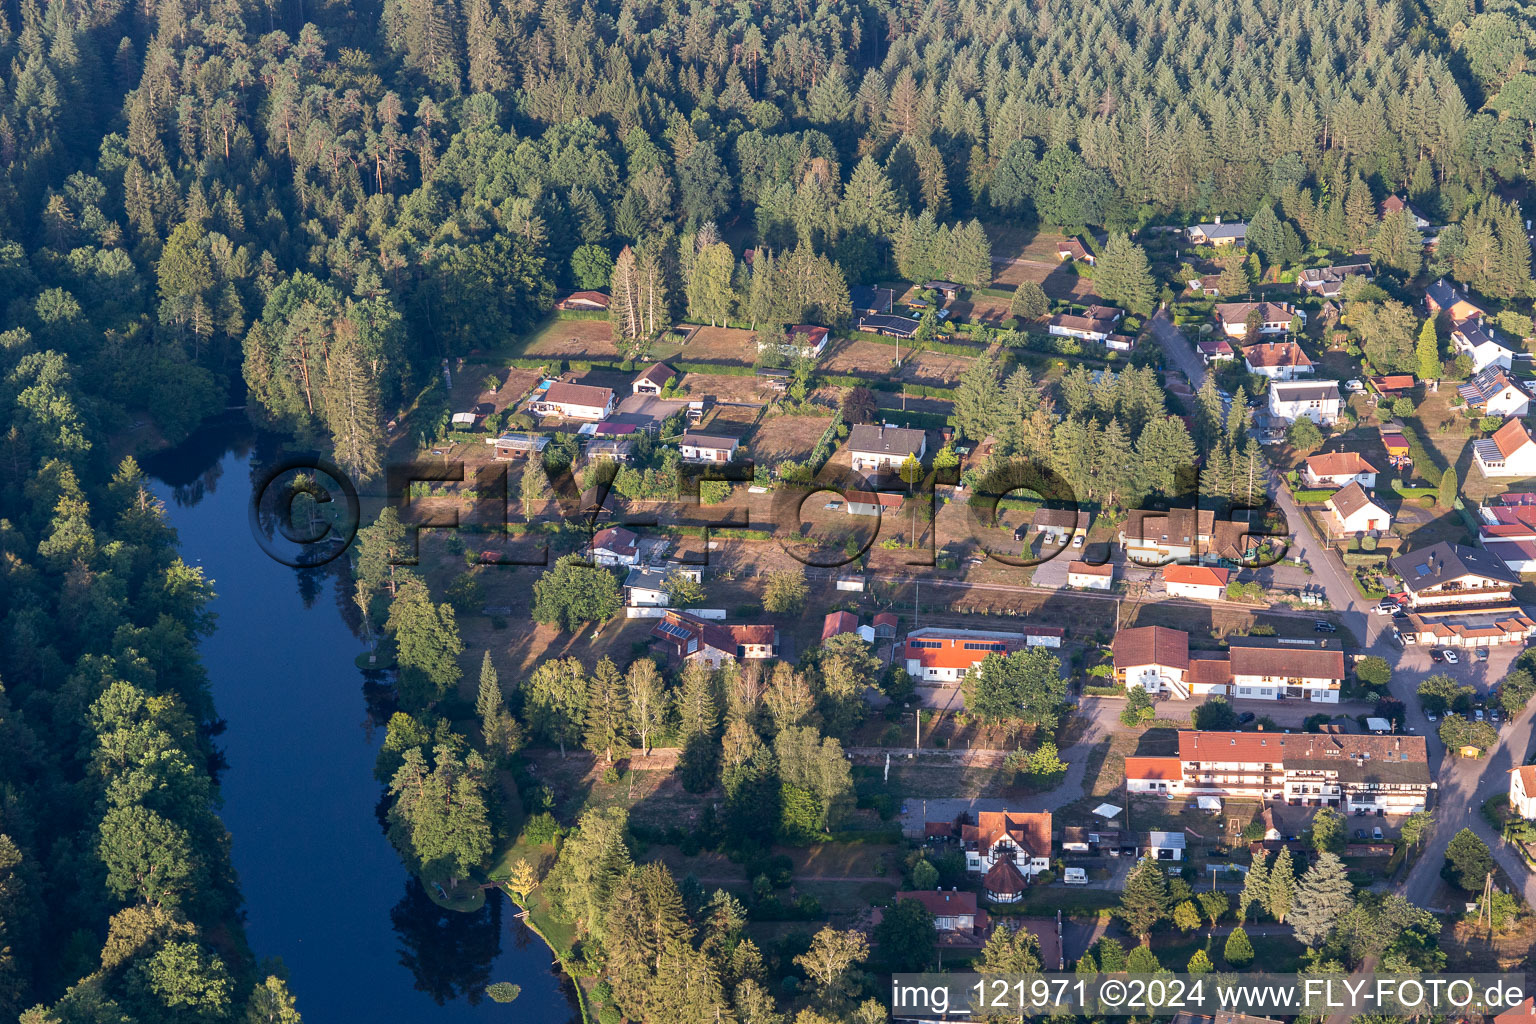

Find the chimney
[[1214, 215, 1222, 225]]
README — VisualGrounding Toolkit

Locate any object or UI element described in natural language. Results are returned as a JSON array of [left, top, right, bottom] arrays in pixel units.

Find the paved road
[[1148, 309, 1207, 389]]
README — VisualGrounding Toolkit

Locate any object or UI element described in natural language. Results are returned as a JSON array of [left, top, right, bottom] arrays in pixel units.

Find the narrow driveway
[[1148, 309, 1207, 389]]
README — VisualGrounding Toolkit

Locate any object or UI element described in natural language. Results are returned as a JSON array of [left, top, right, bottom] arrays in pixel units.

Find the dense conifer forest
[[3, 0, 1535, 1017]]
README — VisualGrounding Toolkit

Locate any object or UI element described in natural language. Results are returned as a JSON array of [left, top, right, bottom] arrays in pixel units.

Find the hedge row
[[1396, 423, 1444, 485], [554, 309, 607, 321]]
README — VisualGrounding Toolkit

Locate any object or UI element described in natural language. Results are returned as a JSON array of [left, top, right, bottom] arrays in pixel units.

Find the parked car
[[1072, 534, 1085, 548], [1426, 711, 1438, 722], [1372, 826, 1384, 841], [1475, 709, 1484, 721], [1491, 709, 1502, 723], [1239, 712, 1256, 725], [1314, 620, 1337, 633], [1476, 648, 1489, 662], [1374, 602, 1397, 615], [1429, 649, 1444, 663], [1354, 829, 1366, 840], [1345, 379, 1365, 393], [1444, 649, 1460, 664]]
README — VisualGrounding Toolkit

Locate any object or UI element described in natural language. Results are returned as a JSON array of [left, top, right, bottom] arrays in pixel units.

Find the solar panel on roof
[[657, 621, 691, 640], [1415, 563, 1430, 576]]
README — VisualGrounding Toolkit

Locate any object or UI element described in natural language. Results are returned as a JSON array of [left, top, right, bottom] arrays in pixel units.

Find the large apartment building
[[1126, 731, 1433, 815]]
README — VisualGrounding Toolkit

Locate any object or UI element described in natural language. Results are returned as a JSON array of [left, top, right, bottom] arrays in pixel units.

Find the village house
[[1057, 237, 1096, 264], [1198, 337, 1235, 363], [924, 281, 961, 302], [847, 424, 926, 473], [893, 890, 989, 944], [1119, 507, 1214, 564], [1114, 625, 1192, 700], [872, 612, 898, 639], [961, 810, 1053, 893], [1243, 340, 1315, 379], [1459, 365, 1531, 418], [1106, 333, 1136, 352], [1380, 195, 1431, 229], [1390, 542, 1518, 611], [622, 564, 703, 608], [584, 436, 636, 463], [903, 627, 1023, 682], [1067, 560, 1115, 590], [1268, 380, 1341, 425], [679, 431, 741, 463], [486, 431, 550, 461], [651, 610, 777, 668], [1187, 274, 1223, 297], [1141, 831, 1186, 861], [850, 285, 895, 316], [1425, 279, 1487, 322], [855, 314, 918, 338], [1163, 564, 1229, 601], [1046, 313, 1117, 342], [1451, 318, 1517, 372], [553, 290, 611, 311], [1302, 451, 1379, 488], [1474, 419, 1536, 478], [759, 324, 830, 359], [590, 526, 641, 567], [1225, 640, 1345, 702], [844, 489, 905, 517], [821, 610, 860, 641], [530, 381, 616, 421], [1510, 766, 1536, 820], [1186, 219, 1247, 246], [1214, 301, 1303, 338], [1126, 731, 1432, 814], [631, 362, 677, 395], [1325, 482, 1391, 537], [1030, 508, 1091, 543], [1296, 262, 1373, 299]]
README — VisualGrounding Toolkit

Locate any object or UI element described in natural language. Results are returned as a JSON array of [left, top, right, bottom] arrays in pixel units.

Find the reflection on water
[[142, 423, 577, 1024], [391, 879, 504, 1006]]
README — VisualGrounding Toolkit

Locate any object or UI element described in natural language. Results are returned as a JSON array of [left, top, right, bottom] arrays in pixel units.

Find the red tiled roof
[[822, 611, 860, 640], [1124, 756, 1183, 781], [1177, 730, 1422, 762], [1189, 654, 1233, 686], [592, 526, 638, 557], [1305, 452, 1380, 478], [965, 810, 1052, 859], [898, 889, 979, 916], [1113, 626, 1190, 670], [1227, 643, 1345, 679], [904, 630, 1022, 670], [1244, 341, 1313, 368], [1493, 419, 1535, 458], [982, 859, 1028, 895], [1069, 560, 1114, 576], [1163, 565, 1229, 587], [542, 381, 614, 408], [873, 612, 898, 627]]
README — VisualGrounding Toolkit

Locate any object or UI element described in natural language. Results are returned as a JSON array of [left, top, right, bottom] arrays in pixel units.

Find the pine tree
[[1289, 852, 1355, 947], [584, 657, 630, 763], [1096, 233, 1155, 314], [1439, 466, 1459, 509], [678, 663, 719, 739], [610, 245, 642, 343], [841, 156, 902, 238], [1010, 281, 1050, 319], [1217, 250, 1251, 297], [1223, 925, 1254, 967], [476, 652, 501, 722], [1118, 859, 1170, 942], [1267, 847, 1296, 923], [1188, 948, 1214, 974], [1345, 175, 1377, 250], [686, 242, 736, 326], [952, 354, 1003, 442], [1194, 377, 1225, 453], [1237, 851, 1269, 922], [1416, 318, 1441, 381]]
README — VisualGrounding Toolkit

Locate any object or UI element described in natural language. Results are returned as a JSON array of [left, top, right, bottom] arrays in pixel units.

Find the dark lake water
[[143, 420, 577, 1024]]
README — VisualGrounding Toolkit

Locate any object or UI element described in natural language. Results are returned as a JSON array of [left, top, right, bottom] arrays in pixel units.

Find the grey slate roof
[[1389, 541, 1520, 592]]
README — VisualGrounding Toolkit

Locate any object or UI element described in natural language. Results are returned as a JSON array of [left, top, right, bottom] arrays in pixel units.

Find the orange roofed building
[[1125, 730, 1431, 813], [1163, 564, 1229, 601], [961, 810, 1052, 887]]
